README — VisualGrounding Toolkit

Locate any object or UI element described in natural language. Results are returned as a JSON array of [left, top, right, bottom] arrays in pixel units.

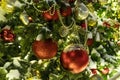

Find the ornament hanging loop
[[57, 9, 75, 28], [84, 19, 88, 48], [33, 1, 56, 15], [57, 8, 76, 37], [49, 4, 56, 15]]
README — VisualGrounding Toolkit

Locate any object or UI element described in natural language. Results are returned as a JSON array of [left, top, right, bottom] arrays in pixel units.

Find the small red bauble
[[81, 23, 87, 29], [61, 6, 72, 17], [60, 44, 89, 74], [32, 38, 58, 59], [52, 10, 59, 21], [42, 12, 53, 21], [0, 29, 15, 42], [91, 68, 97, 75], [87, 38, 93, 46], [101, 68, 109, 75], [42, 10, 59, 21]]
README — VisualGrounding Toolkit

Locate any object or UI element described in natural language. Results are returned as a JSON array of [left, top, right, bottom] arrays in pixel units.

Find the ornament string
[[32, 1, 56, 15], [71, 24, 81, 44], [49, 4, 56, 15], [84, 19, 88, 48], [57, 9, 75, 30], [74, 0, 80, 8]]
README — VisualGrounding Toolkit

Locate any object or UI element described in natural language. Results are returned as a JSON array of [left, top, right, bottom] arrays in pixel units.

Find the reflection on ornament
[[20, 12, 29, 25], [28, 17, 33, 22], [1, 0, 16, 13], [90, 74, 103, 80], [75, 3, 89, 20]]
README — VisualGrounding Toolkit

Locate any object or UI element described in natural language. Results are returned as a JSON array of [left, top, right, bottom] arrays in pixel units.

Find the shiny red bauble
[[60, 44, 89, 74], [91, 68, 97, 75], [81, 23, 87, 29], [60, 6, 72, 17], [101, 68, 109, 75], [52, 10, 59, 21], [32, 38, 58, 59], [87, 38, 93, 46], [42, 10, 59, 21], [42, 12, 53, 21]]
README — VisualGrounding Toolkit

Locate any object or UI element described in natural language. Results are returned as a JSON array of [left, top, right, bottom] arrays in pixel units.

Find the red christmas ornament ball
[[52, 10, 59, 21], [87, 38, 93, 46], [60, 44, 89, 74], [101, 68, 109, 75], [81, 22, 87, 29], [61, 6, 72, 17], [32, 38, 58, 59], [91, 68, 97, 75], [42, 12, 53, 21], [42, 10, 59, 21]]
